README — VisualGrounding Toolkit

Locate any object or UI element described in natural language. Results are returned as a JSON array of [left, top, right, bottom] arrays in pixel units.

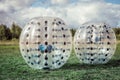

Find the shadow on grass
[[61, 59, 120, 70]]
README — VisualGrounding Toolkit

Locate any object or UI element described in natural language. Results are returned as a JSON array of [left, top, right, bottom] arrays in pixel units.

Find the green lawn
[[0, 42, 120, 80]]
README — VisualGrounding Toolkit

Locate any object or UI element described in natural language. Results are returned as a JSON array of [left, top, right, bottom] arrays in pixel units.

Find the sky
[[0, 0, 120, 28]]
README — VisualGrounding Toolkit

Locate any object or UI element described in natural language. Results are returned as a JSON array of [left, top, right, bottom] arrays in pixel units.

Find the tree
[[10, 23, 22, 39], [5, 27, 12, 40], [0, 24, 6, 40], [0, 24, 12, 40], [113, 28, 120, 40], [70, 29, 76, 37], [113, 28, 120, 35]]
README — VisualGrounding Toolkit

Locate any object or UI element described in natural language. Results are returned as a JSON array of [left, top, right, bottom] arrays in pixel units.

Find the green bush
[[0, 23, 22, 41], [116, 35, 120, 40], [113, 28, 120, 40]]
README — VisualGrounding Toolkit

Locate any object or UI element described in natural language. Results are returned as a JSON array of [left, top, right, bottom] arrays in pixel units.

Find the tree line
[[0, 23, 22, 40], [71, 28, 120, 40], [0, 24, 120, 40]]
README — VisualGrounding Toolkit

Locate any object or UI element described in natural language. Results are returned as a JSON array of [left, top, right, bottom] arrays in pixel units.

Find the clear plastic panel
[[19, 17, 72, 69], [74, 22, 116, 64]]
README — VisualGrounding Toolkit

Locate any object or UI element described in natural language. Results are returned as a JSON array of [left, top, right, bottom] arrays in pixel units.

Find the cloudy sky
[[0, 0, 120, 28]]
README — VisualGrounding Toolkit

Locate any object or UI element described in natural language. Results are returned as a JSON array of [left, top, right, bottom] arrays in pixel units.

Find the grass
[[0, 41, 120, 80], [0, 40, 19, 45]]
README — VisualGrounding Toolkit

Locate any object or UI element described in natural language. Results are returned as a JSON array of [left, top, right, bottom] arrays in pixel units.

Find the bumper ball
[[74, 22, 116, 64], [19, 17, 72, 69]]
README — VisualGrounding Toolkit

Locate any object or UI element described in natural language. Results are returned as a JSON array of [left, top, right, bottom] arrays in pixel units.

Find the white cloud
[[0, 0, 35, 12], [51, 0, 68, 5], [66, 1, 120, 27], [0, 0, 35, 26], [0, 0, 120, 28], [0, 11, 15, 26]]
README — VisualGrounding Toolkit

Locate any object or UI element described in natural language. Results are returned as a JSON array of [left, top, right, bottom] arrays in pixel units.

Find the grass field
[[0, 41, 120, 80]]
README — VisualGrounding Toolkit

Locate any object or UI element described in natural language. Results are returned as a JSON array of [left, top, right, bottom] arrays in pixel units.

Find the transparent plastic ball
[[19, 17, 72, 69], [74, 22, 116, 64]]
